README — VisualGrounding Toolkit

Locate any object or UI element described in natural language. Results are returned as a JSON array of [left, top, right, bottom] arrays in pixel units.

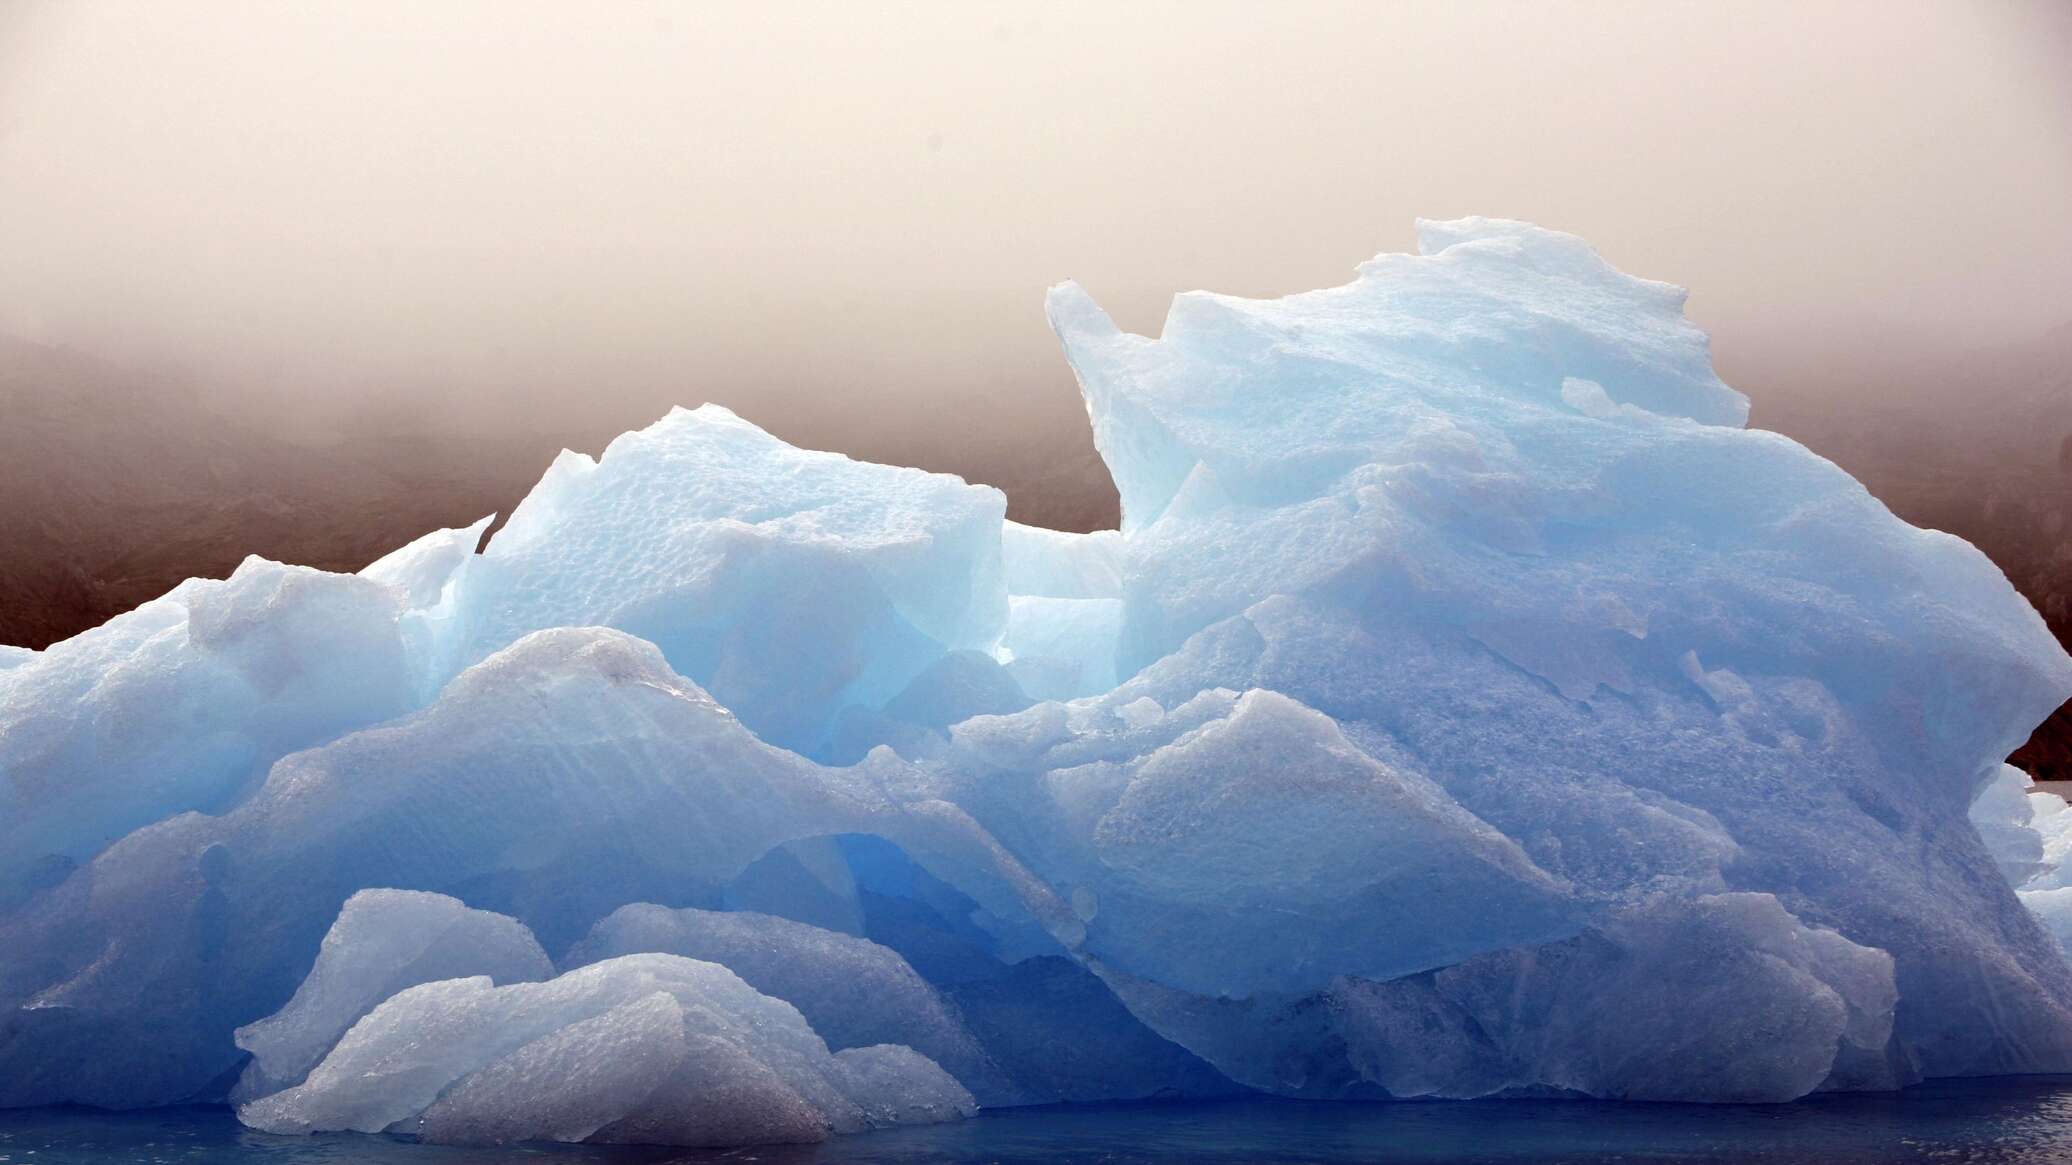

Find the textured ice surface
[[360, 518, 488, 608], [2032, 794, 2072, 890], [3, 219, 2070, 1129], [567, 903, 1018, 1103], [995, 522, 1125, 701], [449, 404, 1007, 758], [722, 836, 868, 935], [1021, 219, 2072, 1081], [1001, 522, 1124, 600], [958, 961, 1241, 1101], [0, 627, 1079, 1110], [1000, 595, 1121, 702], [233, 890, 553, 1102], [238, 953, 974, 1146], [359, 515, 495, 702], [1973, 765, 2054, 887], [936, 687, 1576, 998], [1330, 893, 1900, 1101], [0, 627, 960, 1108], [2022, 887, 2072, 962], [1969, 767, 2072, 958], [0, 559, 419, 909]]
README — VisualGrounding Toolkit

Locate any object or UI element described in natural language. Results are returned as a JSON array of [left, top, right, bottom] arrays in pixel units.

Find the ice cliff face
[[2, 219, 2070, 1142]]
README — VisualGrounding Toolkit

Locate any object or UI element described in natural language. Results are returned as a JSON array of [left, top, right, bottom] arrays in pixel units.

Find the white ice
[[567, 903, 1019, 1103], [239, 953, 974, 1146], [1968, 765, 2072, 959], [232, 889, 553, 1101]]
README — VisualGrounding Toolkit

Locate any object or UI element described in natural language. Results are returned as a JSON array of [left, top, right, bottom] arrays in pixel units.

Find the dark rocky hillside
[[0, 337, 546, 649]]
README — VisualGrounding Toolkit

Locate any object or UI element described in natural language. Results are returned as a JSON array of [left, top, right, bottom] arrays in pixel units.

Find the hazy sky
[[0, 1, 2067, 452]]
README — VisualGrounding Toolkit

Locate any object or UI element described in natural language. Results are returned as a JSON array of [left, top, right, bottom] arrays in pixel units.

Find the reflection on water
[[10, 1078, 2072, 1165]]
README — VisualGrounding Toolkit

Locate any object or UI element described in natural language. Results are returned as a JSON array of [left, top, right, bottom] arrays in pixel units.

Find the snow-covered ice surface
[[3, 219, 2071, 1144]]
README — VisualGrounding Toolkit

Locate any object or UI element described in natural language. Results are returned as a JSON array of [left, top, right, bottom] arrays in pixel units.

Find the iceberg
[[2, 218, 2069, 1143]]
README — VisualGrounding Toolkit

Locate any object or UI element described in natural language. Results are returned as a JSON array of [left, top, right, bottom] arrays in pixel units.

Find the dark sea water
[[11, 1079, 2072, 1165]]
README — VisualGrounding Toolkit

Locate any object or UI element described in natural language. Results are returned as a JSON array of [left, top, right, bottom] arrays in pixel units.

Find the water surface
[[9, 1078, 2072, 1164]]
